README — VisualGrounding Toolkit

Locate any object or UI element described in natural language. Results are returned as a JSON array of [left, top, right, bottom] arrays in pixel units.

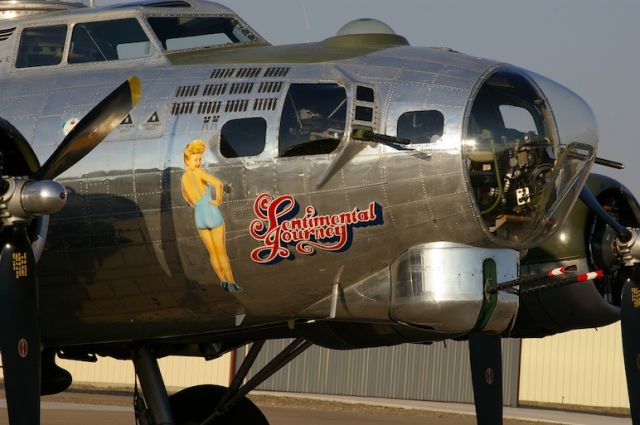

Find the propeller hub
[[21, 180, 67, 216], [0, 178, 66, 226], [616, 228, 640, 267]]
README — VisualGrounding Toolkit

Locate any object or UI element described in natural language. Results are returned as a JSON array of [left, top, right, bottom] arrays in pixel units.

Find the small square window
[[355, 106, 374, 122], [397, 110, 444, 144], [356, 86, 375, 102], [220, 117, 266, 158]]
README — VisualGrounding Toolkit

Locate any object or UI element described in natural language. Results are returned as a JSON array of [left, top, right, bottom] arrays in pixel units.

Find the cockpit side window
[[397, 110, 444, 144], [16, 25, 67, 68], [278, 83, 347, 157], [147, 17, 256, 52], [69, 18, 155, 64]]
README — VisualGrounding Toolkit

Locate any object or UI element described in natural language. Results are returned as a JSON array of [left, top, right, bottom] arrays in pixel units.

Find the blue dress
[[189, 172, 224, 229]]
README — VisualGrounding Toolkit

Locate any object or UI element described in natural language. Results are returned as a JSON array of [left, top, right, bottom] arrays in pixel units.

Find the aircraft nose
[[463, 67, 597, 248]]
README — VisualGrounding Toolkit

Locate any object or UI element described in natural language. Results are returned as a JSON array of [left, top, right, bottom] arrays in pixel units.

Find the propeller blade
[[469, 333, 503, 425], [621, 269, 640, 423], [34, 76, 141, 181], [0, 224, 40, 425], [580, 186, 633, 242]]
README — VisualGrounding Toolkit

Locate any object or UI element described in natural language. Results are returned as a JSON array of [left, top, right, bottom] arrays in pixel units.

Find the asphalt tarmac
[[0, 404, 543, 425], [0, 390, 631, 425]]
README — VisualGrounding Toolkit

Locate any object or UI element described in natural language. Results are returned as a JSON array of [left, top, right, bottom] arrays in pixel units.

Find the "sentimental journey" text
[[249, 193, 380, 264]]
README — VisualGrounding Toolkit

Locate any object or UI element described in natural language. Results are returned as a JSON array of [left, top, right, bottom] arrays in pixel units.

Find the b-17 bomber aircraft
[[0, 0, 638, 424]]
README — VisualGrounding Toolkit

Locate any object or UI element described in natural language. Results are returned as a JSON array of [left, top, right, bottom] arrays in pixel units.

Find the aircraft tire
[[169, 384, 269, 425]]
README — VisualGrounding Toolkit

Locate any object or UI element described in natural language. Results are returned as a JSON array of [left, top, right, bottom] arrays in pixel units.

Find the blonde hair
[[183, 139, 206, 165]]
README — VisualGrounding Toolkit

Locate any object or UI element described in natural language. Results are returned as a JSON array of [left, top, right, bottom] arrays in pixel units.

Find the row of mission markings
[[169, 67, 290, 118], [115, 66, 291, 128], [175, 81, 283, 98], [209, 66, 289, 79]]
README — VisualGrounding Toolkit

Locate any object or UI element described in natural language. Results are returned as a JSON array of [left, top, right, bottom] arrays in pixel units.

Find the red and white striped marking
[[547, 265, 577, 277], [577, 270, 604, 282]]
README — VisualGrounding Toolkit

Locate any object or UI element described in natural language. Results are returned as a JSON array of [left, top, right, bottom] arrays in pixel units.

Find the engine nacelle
[[511, 173, 640, 337], [390, 242, 519, 334]]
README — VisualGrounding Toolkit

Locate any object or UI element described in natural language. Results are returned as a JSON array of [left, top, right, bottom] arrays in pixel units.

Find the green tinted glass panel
[[70, 19, 154, 63], [16, 25, 67, 68]]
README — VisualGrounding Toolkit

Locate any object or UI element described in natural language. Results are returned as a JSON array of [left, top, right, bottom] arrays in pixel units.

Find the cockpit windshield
[[147, 16, 258, 51], [464, 68, 596, 248]]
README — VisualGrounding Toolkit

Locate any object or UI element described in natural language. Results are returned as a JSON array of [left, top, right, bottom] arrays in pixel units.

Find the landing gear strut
[[134, 346, 175, 425], [133, 338, 312, 425]]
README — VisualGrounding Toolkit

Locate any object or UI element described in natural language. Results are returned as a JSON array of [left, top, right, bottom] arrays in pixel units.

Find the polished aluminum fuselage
[[0, 3, 519, 346]]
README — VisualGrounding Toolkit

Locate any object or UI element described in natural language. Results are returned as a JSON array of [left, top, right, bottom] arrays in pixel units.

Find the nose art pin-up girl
[[181, 139, 241, 293]]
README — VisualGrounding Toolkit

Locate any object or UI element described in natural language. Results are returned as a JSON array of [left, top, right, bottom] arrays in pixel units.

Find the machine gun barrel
[[486, 265, 578, 293], [519, 270, 603, 295]]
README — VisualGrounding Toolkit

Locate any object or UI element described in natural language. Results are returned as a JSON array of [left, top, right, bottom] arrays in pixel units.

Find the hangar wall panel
[[58, 354, 230, 389], [252, 339, 521, 406], [519, 323, 629, 409], [9, 326, 628, 410]]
